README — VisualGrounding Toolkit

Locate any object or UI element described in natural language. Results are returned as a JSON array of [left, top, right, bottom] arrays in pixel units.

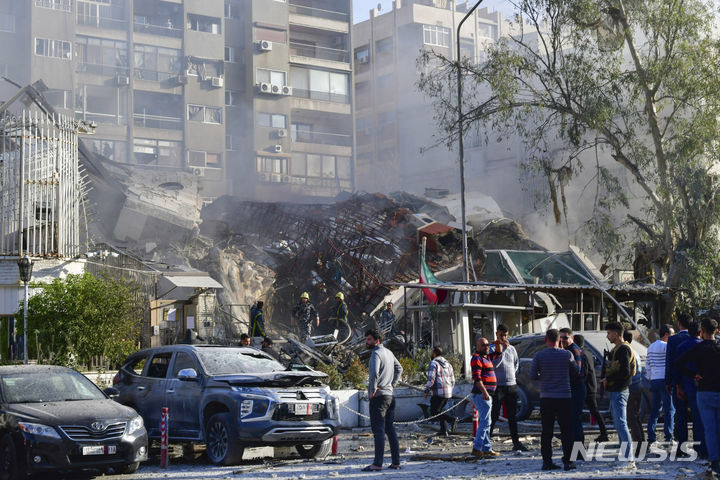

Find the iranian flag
[[420, 254, 448, 305]]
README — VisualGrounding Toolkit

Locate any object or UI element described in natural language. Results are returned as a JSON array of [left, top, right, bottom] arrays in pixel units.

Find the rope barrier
[[340, 393, 472, 425]]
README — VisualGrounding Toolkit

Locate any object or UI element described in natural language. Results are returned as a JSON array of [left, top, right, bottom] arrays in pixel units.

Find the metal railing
[[291, 88, 349, 104], [134, 69, 181, 82], [133, 113, 182, 130], [289, 42, 349, 63], [77, 63, 129, 77], [292, 130, 352, 147], [133, 22, 184, 38], [74, 110, 126, 125], [77, 14, 127, 30], [288, 3, 348, 23]]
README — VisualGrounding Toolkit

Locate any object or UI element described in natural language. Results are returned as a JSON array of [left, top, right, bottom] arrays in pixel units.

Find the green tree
[[419, 0, 720, 313], [17, 272, 144, 369]]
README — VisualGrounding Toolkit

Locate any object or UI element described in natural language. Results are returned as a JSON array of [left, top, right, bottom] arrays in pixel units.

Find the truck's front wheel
[[205, 413, 244, 465]]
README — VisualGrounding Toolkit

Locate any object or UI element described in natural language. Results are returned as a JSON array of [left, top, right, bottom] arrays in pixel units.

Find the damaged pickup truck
[[112, 345, 340, 465]]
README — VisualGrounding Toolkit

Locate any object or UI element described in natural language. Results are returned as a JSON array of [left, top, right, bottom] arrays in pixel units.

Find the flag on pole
[[420, 254, 448, 304]]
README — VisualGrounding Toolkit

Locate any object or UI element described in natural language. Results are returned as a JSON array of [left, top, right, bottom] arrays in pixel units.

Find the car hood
[[5, 399, 136, 426], [207, 370, 328, 387]]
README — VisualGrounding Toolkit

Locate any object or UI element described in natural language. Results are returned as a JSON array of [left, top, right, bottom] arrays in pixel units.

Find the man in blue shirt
[[666, 313, 692, 450], [560, 328, 586, 451], [674, 322, 707, 459]]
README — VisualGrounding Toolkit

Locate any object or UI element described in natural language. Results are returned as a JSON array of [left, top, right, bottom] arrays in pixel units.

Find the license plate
[[82, 445, 116, 455], [293, 403, 311, 415]]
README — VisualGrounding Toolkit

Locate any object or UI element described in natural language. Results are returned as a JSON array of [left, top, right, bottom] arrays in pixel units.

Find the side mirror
[[104, 387, 120, 399], [177, 368, 198, 381]]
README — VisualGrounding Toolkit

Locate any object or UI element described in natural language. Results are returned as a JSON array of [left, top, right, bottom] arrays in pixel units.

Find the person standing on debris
[[424, 346, 459, 436], [333, 292, 348, 329], [623, 331, 646, 455], [249, 300, 266, 337], [530, 328, 578, 471], [676, 316, 720, 477], [488, 324, 527, 451], [363, 328, 403, 472], [601, 322, 636, 464], [291, 292, 319, 343], [666, 313, 692, 450], [647, 324, 675, 445], [574, 334, 609, 442], [379, 302, 395, 337], [559, 328, 586, 452], [471, 337, 500, 459], [673, 322, 707, 459]]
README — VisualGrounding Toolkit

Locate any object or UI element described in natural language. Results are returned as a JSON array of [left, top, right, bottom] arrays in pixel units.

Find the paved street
[[102, 425, 711, 480]]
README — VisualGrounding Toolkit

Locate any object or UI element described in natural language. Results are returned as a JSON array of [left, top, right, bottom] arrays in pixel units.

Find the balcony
[[288, 3, 348, 22], [77, 14, 127, 30], [292, 130, 351, 147], [133, 21, 183, 38], [133, 113, 182, 130], [289, 42, 349, 63], [292, 88, 349, 105], [77, 63, 129, 77], [134, 69, 181, 82]]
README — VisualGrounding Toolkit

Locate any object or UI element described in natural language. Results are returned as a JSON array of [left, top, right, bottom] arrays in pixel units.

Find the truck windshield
[[197, 348, 285, 375]]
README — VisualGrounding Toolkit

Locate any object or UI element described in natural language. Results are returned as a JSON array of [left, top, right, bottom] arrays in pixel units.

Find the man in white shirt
[[647, 324, 675, 444]]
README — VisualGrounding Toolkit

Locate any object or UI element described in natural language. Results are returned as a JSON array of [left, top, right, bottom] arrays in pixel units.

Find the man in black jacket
[[676, 317, 720, 476], [601, 322, 635, 463], [666, 313, 692, 448], [575, 335, 608, 441]]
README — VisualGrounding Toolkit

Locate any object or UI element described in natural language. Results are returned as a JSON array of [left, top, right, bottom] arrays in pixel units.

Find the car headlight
[[127, 416, 144, 435], [18, 422, 60, 439], [239, 396, 271, 418], [325, 395, 340, 420]]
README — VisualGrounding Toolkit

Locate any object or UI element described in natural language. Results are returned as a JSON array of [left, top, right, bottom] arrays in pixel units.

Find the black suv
[[113, 345, 340, 465], [0, 365, 147, 479], [510, 331, 648, 420]]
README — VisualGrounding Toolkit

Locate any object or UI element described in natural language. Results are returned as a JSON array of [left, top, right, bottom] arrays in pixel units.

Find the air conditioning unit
[[357, 56, 369, 64], [281, 85, 293, 95], [152, 325, 160, 336], [211, 76, 224, 87], [258, 40, 273, 51], [276, 129, 287, 138], [115, 75, 130, 86], [176, 74, 188, 84], [192, 167, 205, 177], [257, 82, 272, 93], [273, 144, 282, 153], [271, 84, 281, 94]]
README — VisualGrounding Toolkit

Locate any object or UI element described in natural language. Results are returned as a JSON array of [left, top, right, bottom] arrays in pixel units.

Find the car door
[[140, 352, 173, 438], [164, 351, 203, 440]]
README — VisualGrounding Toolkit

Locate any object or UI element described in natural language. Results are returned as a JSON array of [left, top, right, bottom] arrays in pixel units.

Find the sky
[[352, 0, 515, 23]]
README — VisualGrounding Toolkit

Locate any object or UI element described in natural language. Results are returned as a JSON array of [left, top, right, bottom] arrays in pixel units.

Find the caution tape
[[341, 393, 472, 425]]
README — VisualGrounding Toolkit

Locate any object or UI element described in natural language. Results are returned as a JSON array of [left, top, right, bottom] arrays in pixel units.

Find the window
[[257, 112, 286, 128], [75, 84, 128, 124], [0, 13, 15, 33], [133, 91, 183, 129], [76, 35, 128, 74], [226, 135, 241, 151], [85, 138, 126, 162], [289, 67, 349, 103], [35, 0, 72, 12], [256, 156, 288, 175], [290, 123, 312, 142], [171, 352, 199, 378], [225, 90, 241, 106], [356, 116, 372, 132], [134, 44, 182, 81], [478, 23, 498, 39], [354, 46, 369, 65], [44, 89, 72, 109], [255, 25, 287, 44], [77, 0, 126, 29], [35, 38, 71, 60], [147, 353, 172, 378], [224, 46, 242, 63], [188, 150, 222, 168], [423, 25, 451, 47], [289, 153, 351, 182], [224, 0, 241, 19], [188, 14, 221, 34], [185, 58, 223, 78], [375, 37, 393, 54], [125, 354, 148, 375], [133, 138, 181, 167], [256, 68, 286, 85], [355, 80, 370, 109], [187, 104, 223, 124]]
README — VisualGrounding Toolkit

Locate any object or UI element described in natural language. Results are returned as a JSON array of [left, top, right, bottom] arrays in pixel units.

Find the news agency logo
[[570, 441, 700, 462]]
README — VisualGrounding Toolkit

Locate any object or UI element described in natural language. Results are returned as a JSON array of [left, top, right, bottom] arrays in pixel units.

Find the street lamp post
[[17, 256, 33, 364], [457, 0, 485, 283]]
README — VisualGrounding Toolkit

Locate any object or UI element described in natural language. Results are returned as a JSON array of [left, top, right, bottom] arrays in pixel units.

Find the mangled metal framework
[[0, 110, 83, 257]]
